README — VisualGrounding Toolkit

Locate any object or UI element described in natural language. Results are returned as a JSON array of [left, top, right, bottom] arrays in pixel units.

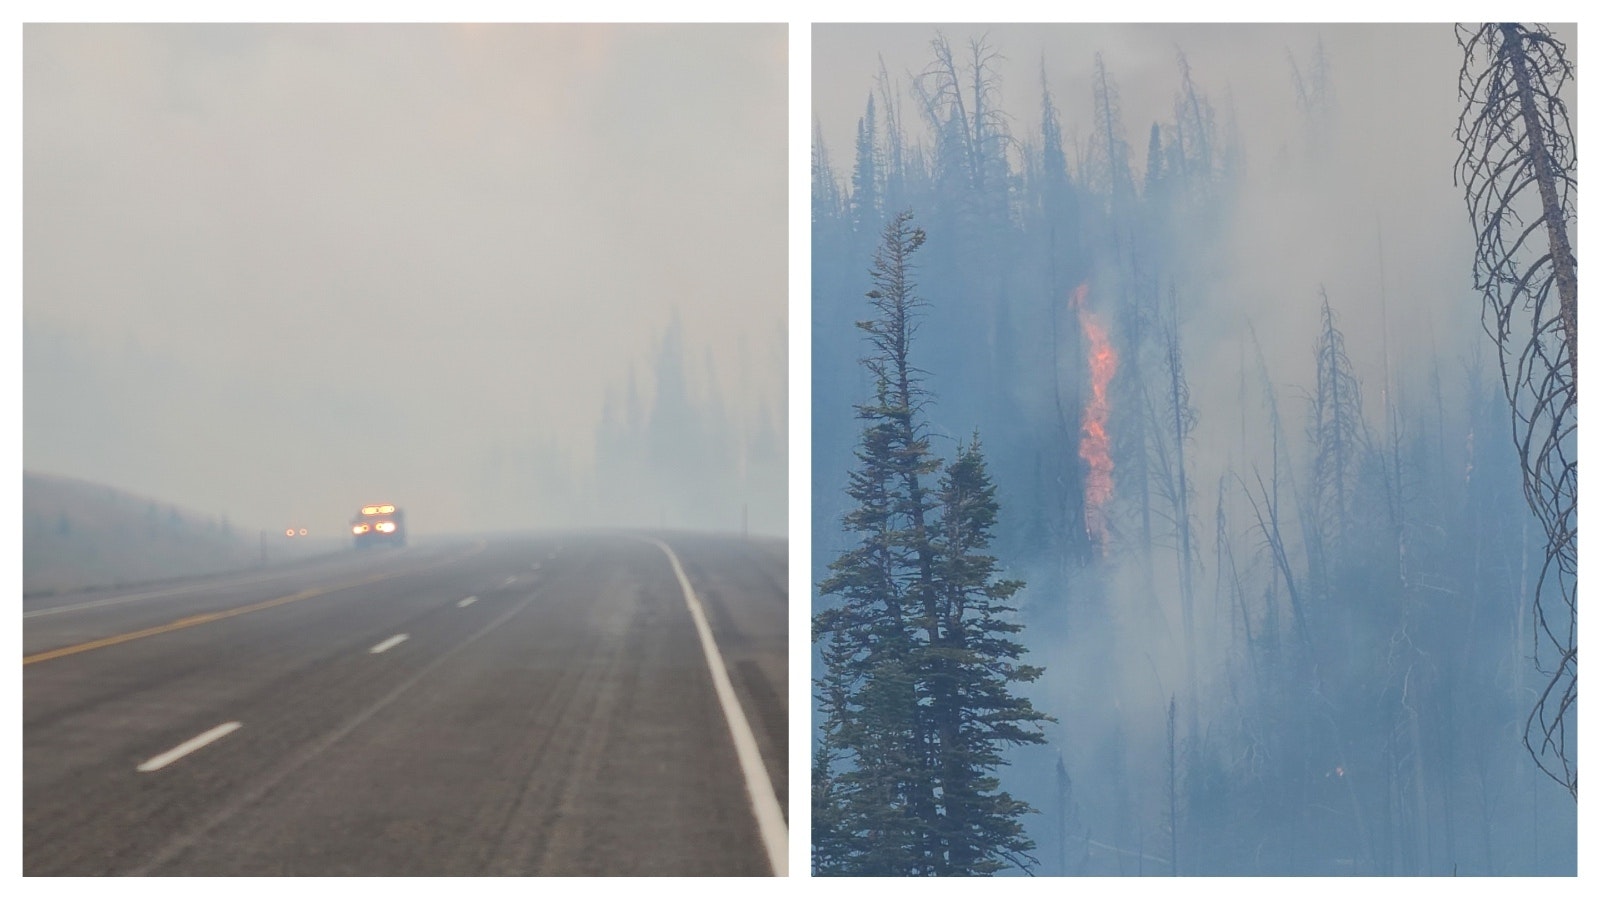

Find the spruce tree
[[814, 208, 939, 875], [927, 437, 1051, 874], [814, 209, 1052, 875]]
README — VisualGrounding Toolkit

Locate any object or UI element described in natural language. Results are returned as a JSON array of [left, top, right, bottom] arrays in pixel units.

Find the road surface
[[23, 532, 787, 876]]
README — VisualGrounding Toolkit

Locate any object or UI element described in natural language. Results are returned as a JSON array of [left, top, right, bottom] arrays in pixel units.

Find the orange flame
[[1072, 284, 1117, 551]]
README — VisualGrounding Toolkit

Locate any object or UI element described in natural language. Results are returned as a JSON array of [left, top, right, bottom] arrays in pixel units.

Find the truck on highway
[[351, 503, 406, 549]]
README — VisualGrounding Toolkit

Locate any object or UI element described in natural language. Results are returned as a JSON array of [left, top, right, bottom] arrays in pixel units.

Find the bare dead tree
[[1287, 35, 1335, 157], [913, 32, 1011, 211], [874, 56, 908, 211], [1087, 52, 1135, 211], [1167, 695, 1179, 876], [1171, 48, 1216, 191], [1309, 289, 1365, 563], [1143, 287, 1201, 741], [1455, 22, 1576, 799]]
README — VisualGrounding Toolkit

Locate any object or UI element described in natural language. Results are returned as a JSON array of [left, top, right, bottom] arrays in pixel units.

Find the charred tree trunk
[[1455, 21, 1577, 798]]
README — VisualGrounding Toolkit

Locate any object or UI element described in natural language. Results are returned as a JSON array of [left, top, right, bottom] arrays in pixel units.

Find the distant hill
[[23, 472, 268, 595]]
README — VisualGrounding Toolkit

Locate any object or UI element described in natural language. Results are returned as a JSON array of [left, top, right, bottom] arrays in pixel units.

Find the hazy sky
[[25, 23, 786, 535]]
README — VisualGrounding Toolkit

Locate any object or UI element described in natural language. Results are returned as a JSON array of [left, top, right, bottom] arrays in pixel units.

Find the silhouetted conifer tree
[[814, 210, 1051, 875]]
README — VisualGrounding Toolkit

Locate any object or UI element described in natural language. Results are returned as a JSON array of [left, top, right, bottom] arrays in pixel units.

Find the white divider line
[[369, 634, 408, 654], [136, 722, 242, 773], [503, 576, 517, 587], [457, 596, 478, 608], [130, 593, 538, 875], [642, 537, 787, 876]]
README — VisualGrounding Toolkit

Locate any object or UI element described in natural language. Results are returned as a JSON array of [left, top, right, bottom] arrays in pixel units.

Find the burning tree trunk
[[1072, 284, 1119, 553]]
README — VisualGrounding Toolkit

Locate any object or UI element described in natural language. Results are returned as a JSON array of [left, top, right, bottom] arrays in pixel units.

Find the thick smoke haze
[[813, 22, 1577, 876], [26, 23, 787, 537], [817, 23, 1520, 386]]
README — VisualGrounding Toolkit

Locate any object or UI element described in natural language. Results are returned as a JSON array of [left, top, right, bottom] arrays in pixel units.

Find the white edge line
[[369, 633, 409, 654], [136, 721, 242, 773], [457, 596, 478, 608], [645, 537, 788, 876]]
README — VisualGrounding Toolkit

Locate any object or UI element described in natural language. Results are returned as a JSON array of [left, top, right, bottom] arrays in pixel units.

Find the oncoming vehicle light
[[378, 505, 395, 514], [353, 523, 371, 535], [361, 506, 380, 516], [376, 521, 397, 534]]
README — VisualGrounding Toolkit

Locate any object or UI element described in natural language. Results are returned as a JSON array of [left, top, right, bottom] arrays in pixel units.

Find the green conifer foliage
[[814, 209, 1052, 876]]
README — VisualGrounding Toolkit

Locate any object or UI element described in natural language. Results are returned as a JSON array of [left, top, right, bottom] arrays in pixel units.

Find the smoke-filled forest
[[811, 24, 1576, 876]]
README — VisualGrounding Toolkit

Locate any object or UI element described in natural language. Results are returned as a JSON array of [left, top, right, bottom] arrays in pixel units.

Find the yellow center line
[[24, 541, 488, 667], [23, 574, 385, 666]]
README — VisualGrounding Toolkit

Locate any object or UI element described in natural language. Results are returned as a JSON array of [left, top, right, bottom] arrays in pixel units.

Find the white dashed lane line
[[136, 722, 242, 773], [368, 634, 409, 654], [457, 596, 478, 608], [502, 576, 517, 587]]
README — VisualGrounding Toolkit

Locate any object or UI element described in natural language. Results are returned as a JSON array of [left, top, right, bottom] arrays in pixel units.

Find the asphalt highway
[[23, 532, 788, 876]]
